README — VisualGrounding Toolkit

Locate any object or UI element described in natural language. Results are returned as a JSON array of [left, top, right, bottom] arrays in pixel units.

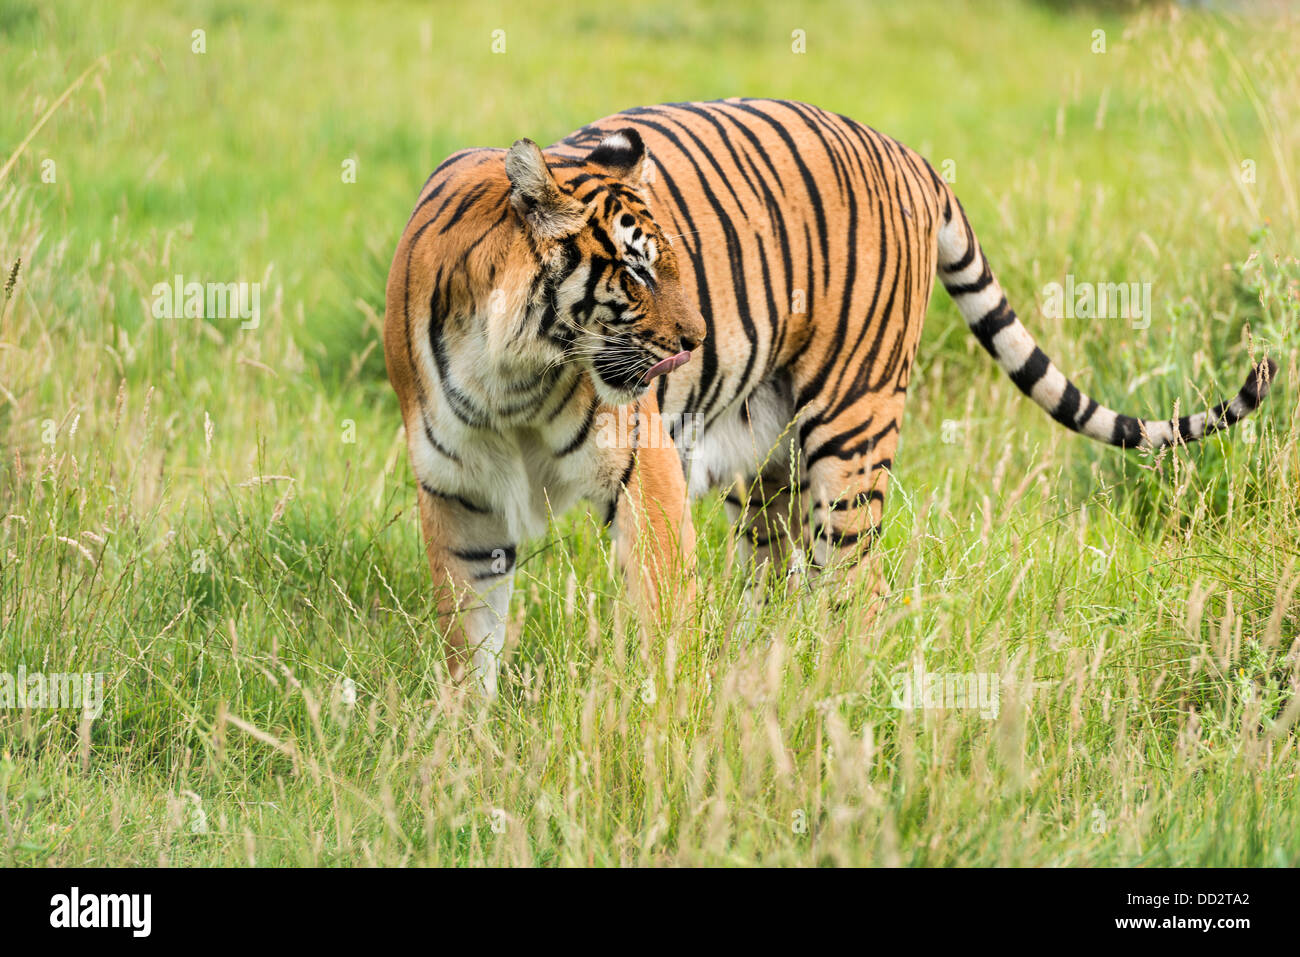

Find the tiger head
[[504, 129, 706, 407]]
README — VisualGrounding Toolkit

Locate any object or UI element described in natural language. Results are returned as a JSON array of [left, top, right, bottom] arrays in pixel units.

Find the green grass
[[1, 0, 1298, 866]]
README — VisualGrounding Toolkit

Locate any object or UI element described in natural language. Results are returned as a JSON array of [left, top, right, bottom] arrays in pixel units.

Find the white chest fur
[[683, 372, 798, 497]]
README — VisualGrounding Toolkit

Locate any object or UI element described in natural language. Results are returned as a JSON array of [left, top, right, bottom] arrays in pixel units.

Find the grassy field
[[1, 0, 1298, 866]]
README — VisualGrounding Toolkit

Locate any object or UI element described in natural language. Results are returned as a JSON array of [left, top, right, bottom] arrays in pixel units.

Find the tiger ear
[[587, 128, 654, 184], [505, 138, 584, 239]]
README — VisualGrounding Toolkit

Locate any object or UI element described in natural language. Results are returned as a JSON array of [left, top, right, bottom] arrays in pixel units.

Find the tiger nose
[[679, 335, 700, 353]]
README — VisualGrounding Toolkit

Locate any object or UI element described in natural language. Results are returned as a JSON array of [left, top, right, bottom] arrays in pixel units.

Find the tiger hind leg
[[800, 400, 905, 616], [719, 460, 812, 638], [724, 462, 810, 585]]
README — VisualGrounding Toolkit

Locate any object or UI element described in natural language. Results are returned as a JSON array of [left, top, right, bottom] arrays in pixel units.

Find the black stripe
[[407, 149, 494, 225], [805, 418, 896, 469], [812, 523, 882, 551], [602, 411, 640, 526], [945, 263, 993, 296], [1211, 398, 1241, 429], [823, 489, 884, 511], [1008, 347, 1051, 396], [451, 545, 516, 565], [941, 236, 977, 274], [438, 181, 493, 235], [602, 452, 637, 527], [1050, 382, 1083, 431], [968, 297, 1016, 357], [1239, 359, 1276, 409], [421, 483, 489, 514], [1110, 415, 1143, 448], [540, 368, 583, 419], [1077, 397, 1100, 430], [422, 421, 462, 464], [557, 400, 598, 457]]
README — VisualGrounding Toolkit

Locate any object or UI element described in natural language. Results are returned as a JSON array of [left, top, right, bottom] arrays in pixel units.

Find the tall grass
[[0, 0, 1297, 865]]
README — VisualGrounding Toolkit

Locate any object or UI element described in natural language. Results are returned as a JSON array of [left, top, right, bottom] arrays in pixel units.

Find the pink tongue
[[641, 350, 692, 384]]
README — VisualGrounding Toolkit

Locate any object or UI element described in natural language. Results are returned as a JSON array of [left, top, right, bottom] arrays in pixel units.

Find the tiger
[[384, 97, 1276, 697]]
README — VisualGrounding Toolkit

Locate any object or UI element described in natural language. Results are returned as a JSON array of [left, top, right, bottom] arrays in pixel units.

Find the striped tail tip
[[1115, 357, 1278, 450], [1205, 357, 1278, 436], [1238, 357, 1278, 412]]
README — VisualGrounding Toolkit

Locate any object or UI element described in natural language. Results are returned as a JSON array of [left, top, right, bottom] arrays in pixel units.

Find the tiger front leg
[[417, 486, 516, 698], [610, 398, 697, 630]]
